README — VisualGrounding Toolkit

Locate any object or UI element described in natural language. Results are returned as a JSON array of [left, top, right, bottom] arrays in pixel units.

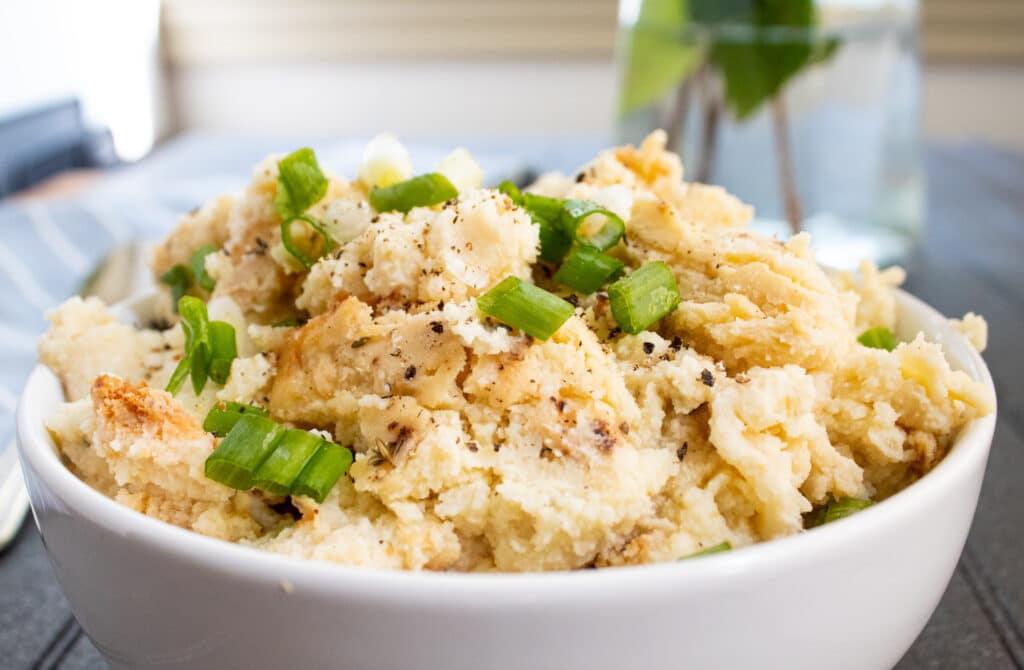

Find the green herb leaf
[[369, 173, 458, 214], [858, 327, 898, 352], [275, 148, 328, 220], [618, 0, 701, 115], [159, 265, 193, 311], [189, 244, 218, 292], [692, 0, 839, 120], [208, 320, 237, 385], [477, 276, 575, 341]]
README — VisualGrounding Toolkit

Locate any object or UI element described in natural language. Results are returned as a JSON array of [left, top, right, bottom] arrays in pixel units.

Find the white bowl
[[16, 290, 996, 670]]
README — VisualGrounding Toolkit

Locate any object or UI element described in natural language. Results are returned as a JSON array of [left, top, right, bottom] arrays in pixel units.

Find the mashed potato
[[40, 132, 995, 572]]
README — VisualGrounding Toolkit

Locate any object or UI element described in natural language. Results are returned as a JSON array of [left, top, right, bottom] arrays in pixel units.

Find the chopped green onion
[[252, 429, 324, 496], [561, 200, 626, 251], [203, 401, 269, 437], [553, 246, 624, 295], [275, 148, 328, 220], [292, 440, 354, 503], [165, 351, 192, 396], [520, 193, 573, 263], [680, 542, 732, 560], [522, 193, 564, 222], [369, 173, 458, 214], [281, 214, 334, 269], [189, 244, 218, 292], [477, 276, 574, 341], [208, 320, 237, 385], [159, 265, 192, 310], [858, 327, 897, 352], [497, 180, 524, 205], [807, 497, 874, 528], [608, 261, 682, 335], [204, 414, 286, 490], [537, 221, 573, 264]]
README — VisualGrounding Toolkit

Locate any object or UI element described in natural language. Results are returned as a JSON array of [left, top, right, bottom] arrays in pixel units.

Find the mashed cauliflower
[[40, 132, 994, 572]]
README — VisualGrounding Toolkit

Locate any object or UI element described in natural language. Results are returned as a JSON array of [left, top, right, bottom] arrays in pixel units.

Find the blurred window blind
[[161, 0, 618, 64], [162, 0, 1023, 65], [923, 0, 1024, 61]]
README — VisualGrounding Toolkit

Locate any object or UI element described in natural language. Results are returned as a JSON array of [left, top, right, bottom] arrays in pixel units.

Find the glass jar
[[615, 0, 921, 270]]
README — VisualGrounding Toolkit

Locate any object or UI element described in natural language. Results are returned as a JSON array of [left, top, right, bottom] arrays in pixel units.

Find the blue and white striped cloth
[[0, 132, 572, 451]]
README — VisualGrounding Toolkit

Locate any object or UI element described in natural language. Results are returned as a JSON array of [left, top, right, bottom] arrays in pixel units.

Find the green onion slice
[[208, 320, 237, 385], [292, 440, 354, 503], [369, 173, 458, 214], [680, 542, 732, 560], [203, 401, 269, 437], [497, 180, 524, 205], [553, 246, 624, 295], [281, 214, 334, 269], [807, 497, 874, 528], [608, 261, 681, 335], [857, 327, 897, 352], [275, 148, 328, 220], [189, 244, 218, 292], [521, 193, 573, 263], [606, 262, 679, 336], [204, 414, 286, 491], [159, 264, 192, 310], [477, 276, 575, 341], [252, 429, 324, 496], [561, 200, 626, 251]]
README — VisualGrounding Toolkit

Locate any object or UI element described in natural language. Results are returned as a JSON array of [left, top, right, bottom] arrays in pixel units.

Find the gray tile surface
[[1, 141, 1022, 669]]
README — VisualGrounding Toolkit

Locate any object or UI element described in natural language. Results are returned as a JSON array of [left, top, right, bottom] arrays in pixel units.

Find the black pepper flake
[[566, 294, 579, 307], [387, 421, 399, 430], [351, 337, 370, 349], [592, 420, 616, 452], [701, 369, 715, 387], [539, 446, 555, 460], [467, 442, 479, 452], [642, 342, 655, 355], [677, 442, 689, 461], [430, 321, 444, 334], [358, 262, 367, 268], [404, 365, 417, 380], [493, 443, 503, 453], [437, 301, 445, 310], [670, 336, 683, 351], [575, 172, 586, 183], [246, 237, 269, 256], [619, 422, 630, 435]]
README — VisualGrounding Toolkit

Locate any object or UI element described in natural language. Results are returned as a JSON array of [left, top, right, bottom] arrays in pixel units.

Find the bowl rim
[[16, 288, 997, 600]]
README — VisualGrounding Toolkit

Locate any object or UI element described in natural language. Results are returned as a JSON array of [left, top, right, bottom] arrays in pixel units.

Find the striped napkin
[[0, 133, 538, 452]]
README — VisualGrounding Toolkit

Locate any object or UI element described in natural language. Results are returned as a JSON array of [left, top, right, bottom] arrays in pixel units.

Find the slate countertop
[[1, 137, 1021, 669]]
